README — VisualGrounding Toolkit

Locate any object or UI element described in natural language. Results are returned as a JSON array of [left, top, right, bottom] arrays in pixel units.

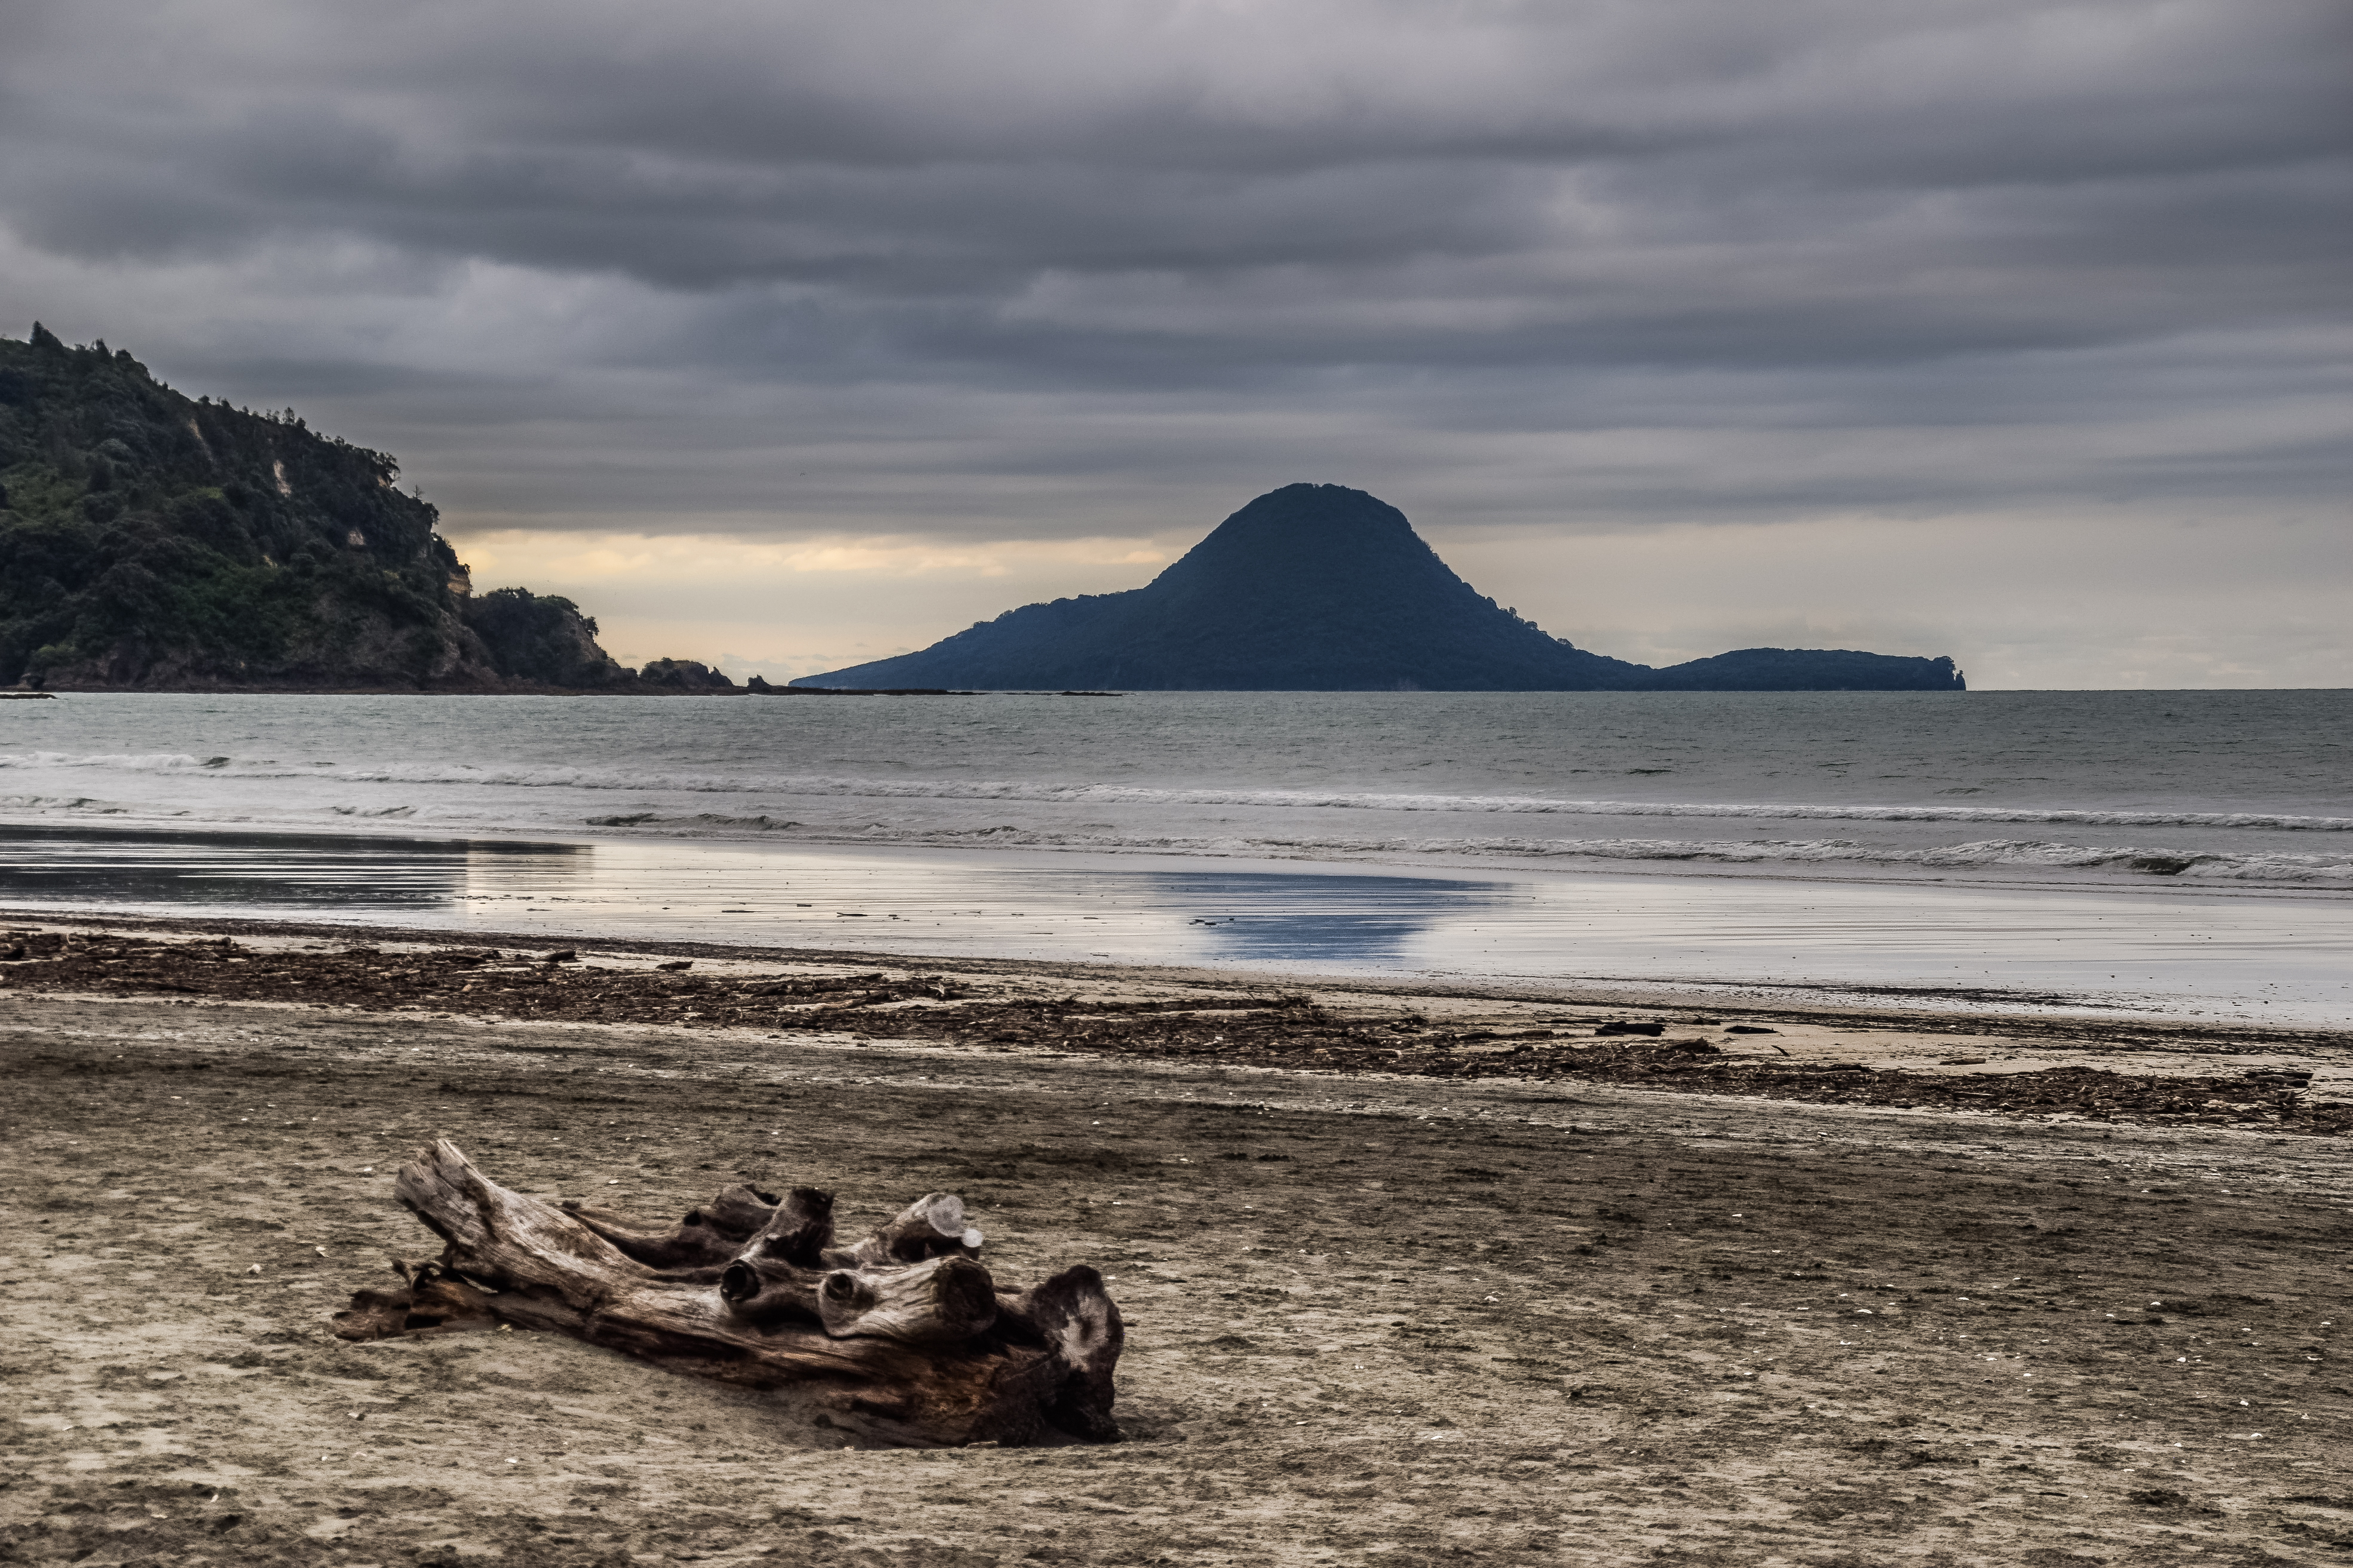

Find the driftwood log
[[333, 1140, 1123, 1447]]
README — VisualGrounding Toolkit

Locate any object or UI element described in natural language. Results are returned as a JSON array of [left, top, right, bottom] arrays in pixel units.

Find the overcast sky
[[5, 0, 2347, 686]]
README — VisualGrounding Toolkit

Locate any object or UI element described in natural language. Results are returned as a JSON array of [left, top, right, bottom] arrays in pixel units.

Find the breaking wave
[[564, 814, 2353, 885], [5, 751, 2349, 834]]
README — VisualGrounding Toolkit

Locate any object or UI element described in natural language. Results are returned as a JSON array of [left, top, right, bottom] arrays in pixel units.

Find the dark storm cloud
[[0, 0, 2346, 547]]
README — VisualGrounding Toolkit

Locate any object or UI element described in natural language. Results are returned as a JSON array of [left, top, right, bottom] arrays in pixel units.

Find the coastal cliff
[[0, 327, 719, 692], [802, 484, 1964, 692]]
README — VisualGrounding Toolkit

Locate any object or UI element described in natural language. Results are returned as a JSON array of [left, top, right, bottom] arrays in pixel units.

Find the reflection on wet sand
[[0, 827, 1489, 965], [0, 824, 581, 910], [1, 826, 2348, 1024]]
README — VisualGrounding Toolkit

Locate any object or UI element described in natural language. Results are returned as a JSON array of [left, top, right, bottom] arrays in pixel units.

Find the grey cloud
[[10, 4, 2342, 300], [0, 0, 2345, 645]]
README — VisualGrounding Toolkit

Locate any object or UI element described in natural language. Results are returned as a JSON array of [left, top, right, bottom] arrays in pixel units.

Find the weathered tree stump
[[332, 1140, 1123, 1447]]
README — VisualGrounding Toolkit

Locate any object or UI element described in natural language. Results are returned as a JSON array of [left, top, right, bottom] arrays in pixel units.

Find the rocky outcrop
[[461, 587, 634, 690], [638, 658, 740, 693]]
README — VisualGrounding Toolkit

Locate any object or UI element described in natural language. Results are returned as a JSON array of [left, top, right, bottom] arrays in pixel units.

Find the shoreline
[[17, 809, 2353, 900], [6, 908, 2345, 1137], [7, 900, 2351, 1033], [7, 822, 2352, 1028]]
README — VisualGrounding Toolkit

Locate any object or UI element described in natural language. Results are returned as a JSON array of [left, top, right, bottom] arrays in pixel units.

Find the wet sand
[[7, 827, 2352, 1027], [4, 916, 2351, 1565]]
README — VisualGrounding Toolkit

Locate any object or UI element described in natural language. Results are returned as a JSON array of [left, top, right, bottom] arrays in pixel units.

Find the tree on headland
[[0, 327, 718, 693]]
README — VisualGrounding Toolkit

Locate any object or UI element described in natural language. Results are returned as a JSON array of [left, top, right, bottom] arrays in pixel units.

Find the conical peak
[[1188, 483, 1417, 553], [1147, 483, 1461, 605], [796, 481, 1963, 691]]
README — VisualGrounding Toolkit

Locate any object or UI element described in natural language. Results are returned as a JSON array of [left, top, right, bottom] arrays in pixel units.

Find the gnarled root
[[332, 1139, 1122, 1449]]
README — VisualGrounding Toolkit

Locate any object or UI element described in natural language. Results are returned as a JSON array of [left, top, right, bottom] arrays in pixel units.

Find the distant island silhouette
[[801, 484, 1964, 692]]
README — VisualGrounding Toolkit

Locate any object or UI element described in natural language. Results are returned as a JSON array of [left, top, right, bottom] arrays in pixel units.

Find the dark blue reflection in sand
[[0, 826, 578, 913], [11, 827, 2343, 1024], [0, 827, 1524, 969], [1133, 869, 1519, 965]]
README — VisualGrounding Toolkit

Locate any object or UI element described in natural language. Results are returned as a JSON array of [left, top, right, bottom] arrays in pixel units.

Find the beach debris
[[333, 1140, 1122, 1449], [7, 929, 2347, 1136]]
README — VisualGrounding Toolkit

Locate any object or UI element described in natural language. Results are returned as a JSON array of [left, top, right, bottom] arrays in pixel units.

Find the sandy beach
[[4, 913, 2348, 1565]]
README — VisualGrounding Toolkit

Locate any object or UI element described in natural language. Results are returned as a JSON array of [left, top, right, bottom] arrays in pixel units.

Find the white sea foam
[[546, 815, 2353, 884], [7, 751, 2349, 833]]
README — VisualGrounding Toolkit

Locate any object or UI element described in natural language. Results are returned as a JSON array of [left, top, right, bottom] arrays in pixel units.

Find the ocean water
[[2, 691, 2348, 1021], [5, 690, 2349, 881]]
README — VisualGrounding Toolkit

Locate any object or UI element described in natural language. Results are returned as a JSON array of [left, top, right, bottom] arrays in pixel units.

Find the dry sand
[[3, 932, 2351, 1566]]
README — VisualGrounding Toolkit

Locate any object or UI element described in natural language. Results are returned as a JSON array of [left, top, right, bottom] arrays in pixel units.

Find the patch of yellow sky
[[447, 529, 1176, 680]]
